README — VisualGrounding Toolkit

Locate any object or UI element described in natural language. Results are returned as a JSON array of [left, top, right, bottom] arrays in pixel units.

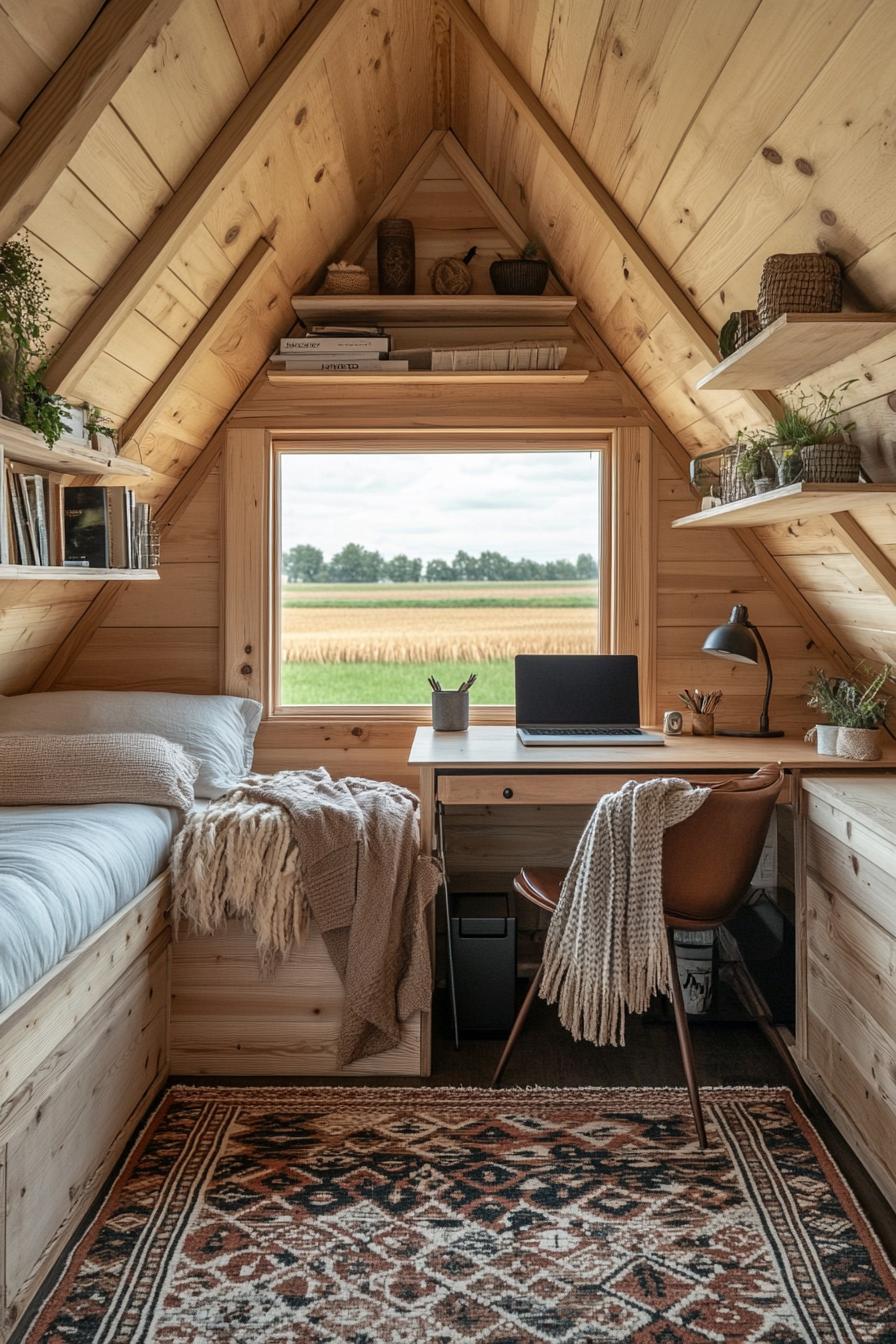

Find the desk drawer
[[439, 773, 736, 807]]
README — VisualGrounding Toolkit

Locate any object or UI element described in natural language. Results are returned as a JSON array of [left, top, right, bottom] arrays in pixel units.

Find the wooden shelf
[[672, 482, 896, 529], [0, 565, 159, 582], [696, 313, 896, 391], [290, 294, 578, 326], [267, 367, 588, 385], [0, 418, 151, 479]]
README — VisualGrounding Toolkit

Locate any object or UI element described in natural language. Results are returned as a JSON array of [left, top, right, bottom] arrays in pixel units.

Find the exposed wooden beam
[[30, 428, 226, 692], [432, 1, 451, 132], [440, 131, 853, 679], [44, 0, 351, 397], [829, 511, 896, 606], [119, 236, 275, 451], [0, 0, 183, 246], [442, 0, 781, 426]]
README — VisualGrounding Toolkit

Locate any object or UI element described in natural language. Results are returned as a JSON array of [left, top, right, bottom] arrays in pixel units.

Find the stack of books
[[269, 325, 409, 373], [1, 461, 156, 569]]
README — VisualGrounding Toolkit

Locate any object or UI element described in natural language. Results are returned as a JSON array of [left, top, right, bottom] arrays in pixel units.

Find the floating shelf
[[290, 294, 578, 326], [696, 313, 896, 391], [267, 367, 589, 385], [0, 418, 151, 479], [0, 565, 159, 582], [672, 481, 896, 529]]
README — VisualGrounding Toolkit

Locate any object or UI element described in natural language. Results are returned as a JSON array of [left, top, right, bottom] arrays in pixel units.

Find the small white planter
[[815, 724, 839, 756]]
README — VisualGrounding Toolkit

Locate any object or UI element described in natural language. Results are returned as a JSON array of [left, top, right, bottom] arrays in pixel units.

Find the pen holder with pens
[[432, 690, 470, 732]]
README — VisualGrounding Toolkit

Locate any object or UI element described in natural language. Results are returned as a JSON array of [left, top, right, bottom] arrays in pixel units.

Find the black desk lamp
[[702, 603, 783, 738]]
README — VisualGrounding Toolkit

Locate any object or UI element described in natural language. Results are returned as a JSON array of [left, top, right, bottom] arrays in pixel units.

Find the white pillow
[[0, 691, 262, 798]]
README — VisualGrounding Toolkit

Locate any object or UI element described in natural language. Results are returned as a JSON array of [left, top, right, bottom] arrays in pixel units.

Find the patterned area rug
[[25, 1086, 896, 1344]]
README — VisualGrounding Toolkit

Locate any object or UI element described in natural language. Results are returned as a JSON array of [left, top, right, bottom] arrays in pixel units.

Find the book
[[6, 465, 28, 563], [307, 323, 383, 335], [0, 449, 7, 565], [106, 486, 134, 568], [63, 486, 110, 567], [16, 473, 40, 564], [133, 502, 154, 568], [270, 358, 410, 373], [280, 335, 390, 354], [28, 475, 49, 565]]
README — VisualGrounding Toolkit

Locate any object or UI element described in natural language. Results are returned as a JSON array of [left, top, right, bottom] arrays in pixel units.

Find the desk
[[409, 726, 896, 1055]]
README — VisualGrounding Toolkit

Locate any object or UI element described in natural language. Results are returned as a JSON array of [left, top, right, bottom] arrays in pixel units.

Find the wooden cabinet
[[799, 776, 896, 1210]]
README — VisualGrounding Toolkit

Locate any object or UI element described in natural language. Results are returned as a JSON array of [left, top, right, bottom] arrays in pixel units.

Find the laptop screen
[[515, 655, 641, 726]]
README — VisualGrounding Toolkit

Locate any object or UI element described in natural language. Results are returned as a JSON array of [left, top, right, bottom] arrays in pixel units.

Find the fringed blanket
[[171, 768, 439, 1065], [540, 776, 710, 1047]]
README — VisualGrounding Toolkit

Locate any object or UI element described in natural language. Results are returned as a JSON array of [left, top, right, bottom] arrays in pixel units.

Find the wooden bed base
[[0, 874, 170, 1340], [170, 919, 427, 1076]]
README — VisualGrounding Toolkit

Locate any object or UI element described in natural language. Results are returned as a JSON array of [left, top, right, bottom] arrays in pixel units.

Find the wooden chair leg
[[491, 964, 544, 1088], [666, 928, 708, 1149], [727, 959, 814, 1110]]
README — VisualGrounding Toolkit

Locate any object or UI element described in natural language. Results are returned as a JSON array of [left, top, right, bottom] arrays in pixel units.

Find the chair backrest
[[662, 765, 784, 926]]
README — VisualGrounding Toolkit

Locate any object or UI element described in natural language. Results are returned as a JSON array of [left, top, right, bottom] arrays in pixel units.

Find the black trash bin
[[449, 893, 517, 1035]]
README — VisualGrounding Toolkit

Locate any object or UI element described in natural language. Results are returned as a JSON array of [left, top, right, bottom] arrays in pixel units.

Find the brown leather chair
[[493, 766, 794, 1148]]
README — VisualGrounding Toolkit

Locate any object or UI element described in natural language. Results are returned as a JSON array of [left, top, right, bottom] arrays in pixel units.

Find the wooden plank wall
[[451, 0, 896, 680]]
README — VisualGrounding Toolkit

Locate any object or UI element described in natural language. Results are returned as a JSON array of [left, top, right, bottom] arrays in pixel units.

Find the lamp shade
[[701, 604, 758, 665]]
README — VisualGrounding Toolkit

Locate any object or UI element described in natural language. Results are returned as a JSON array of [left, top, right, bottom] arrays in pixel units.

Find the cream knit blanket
[[539, 776, 710, 1047], [171, 768, 439, 1065]]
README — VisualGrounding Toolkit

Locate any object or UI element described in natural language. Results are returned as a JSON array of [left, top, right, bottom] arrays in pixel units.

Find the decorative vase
[[815, 724, 839, 755], [800, 440, 861, 483], [377, 219, 415, 294], [836, 726, 882, 761], [489, 258, 549, 295]]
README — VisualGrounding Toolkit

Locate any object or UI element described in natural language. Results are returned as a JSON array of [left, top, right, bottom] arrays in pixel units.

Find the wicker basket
[[836, 727, 882, 761], [322, 263, 370, 295], [799, 440, 860, 482], [489, 258, 549, 295], [733, 310, 760, 349], [757, 253, 842, 327]]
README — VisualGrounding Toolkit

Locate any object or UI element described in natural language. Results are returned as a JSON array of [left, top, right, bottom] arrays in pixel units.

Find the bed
[[0, 801, 180, 1010]]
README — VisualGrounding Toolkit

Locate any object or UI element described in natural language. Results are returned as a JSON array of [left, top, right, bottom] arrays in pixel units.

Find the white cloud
[[280, 451, 601, 562]]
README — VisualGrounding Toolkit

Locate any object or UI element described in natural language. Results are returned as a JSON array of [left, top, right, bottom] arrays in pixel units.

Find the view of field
[[280, 580, 598, 704]]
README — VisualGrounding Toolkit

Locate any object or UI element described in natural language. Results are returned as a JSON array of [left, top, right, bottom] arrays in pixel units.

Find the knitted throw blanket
[[171, 768, 439, 1065], [539, 776, 710, 1047]]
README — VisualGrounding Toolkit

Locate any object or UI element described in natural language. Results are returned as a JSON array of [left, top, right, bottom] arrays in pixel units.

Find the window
[[275, 448, 606, 708]]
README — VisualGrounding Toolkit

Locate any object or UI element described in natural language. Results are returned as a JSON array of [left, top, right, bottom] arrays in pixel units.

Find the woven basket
[[836, 727, 882, 761], [322, 264, 370, 295], [490, 258, 549, 295], [733, 310, 760, 349], [757, 253, 842, 327], [799, 440, 860, 482]]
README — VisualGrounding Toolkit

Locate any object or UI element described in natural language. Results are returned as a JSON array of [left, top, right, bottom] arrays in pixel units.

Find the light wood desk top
[[409, 726, 896, 772]]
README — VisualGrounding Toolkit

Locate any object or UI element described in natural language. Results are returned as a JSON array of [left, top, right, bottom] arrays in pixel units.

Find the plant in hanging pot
[[489, 242, 549, 295], [0, 238, 53, 425]]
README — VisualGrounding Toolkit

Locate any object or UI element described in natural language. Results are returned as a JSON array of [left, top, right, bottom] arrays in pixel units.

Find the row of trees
[[282, 543, 599, 584]]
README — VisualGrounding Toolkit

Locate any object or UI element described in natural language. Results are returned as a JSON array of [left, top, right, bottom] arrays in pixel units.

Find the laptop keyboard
[[525, 727, 644, 736]]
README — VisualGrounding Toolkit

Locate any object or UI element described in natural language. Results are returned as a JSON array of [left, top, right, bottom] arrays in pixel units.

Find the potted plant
[[490, 242, 549, 295], [738, 382, 858, 489], [85, 404, 118, 454], [19, 365, 66, 449], [733, 431, 776, 495], [805, 664, 891, 760], [0, 238, 67, 449]]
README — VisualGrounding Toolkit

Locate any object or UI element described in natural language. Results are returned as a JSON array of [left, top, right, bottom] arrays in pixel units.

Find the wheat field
[[281, 604, 595, 663]]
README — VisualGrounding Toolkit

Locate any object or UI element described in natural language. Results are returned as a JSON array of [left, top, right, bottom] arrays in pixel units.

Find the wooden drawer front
[[436, 772, 769, 807], [805, 817, 896, 939], [805, 952, 896, 1193], [806, 872, 896, 1043]]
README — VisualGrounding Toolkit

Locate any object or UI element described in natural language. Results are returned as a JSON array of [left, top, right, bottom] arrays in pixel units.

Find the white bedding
[[0, 802, 180, 1011]]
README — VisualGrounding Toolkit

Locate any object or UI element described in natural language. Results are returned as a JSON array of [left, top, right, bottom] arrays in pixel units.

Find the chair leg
[[666, 928, 708, 1149], [491, 964, 544, 1088]]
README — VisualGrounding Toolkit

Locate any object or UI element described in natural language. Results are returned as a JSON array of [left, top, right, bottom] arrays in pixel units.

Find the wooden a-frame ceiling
[[1, 0, 895, 694]]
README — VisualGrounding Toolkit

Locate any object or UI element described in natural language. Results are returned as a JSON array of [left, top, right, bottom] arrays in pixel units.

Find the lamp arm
[[749, 622, 773, 734]]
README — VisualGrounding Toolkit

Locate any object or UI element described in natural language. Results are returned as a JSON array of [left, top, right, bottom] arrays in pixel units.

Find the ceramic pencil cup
[[692, 712, 715, 737], [432, 690, 469, 732]]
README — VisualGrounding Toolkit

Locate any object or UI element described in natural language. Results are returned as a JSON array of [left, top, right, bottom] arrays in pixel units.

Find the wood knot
[[795, 157, 814, 175], [314, 166, 325, 182], [294, 106, 307, 126], [225, 225, 240, 245], [820, 208, 837, 226], [244, 644, 253, 655], [762, 146, 782, 164], [612, 36, 624, 57], [240, 663, 253, 676], [887, 392, 896, 412]]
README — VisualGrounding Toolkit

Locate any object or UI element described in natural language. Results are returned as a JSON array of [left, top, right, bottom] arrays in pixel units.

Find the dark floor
[[176, 988, 896, 1262]]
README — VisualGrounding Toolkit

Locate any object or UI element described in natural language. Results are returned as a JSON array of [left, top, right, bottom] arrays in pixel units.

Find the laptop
[[515, 654, 665, 747]]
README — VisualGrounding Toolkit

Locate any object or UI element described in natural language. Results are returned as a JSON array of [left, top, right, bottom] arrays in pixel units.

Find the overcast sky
[[280, 452, 601, 562]]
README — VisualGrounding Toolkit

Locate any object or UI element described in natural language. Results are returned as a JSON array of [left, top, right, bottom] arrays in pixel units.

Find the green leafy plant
[[19, 366, 66, 449], [0, 238, 52, 420], [735, 381, 857, 488], [521, 241, 540, 259], [806, 663, 891, 729], [85, 404, 117, 443]]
